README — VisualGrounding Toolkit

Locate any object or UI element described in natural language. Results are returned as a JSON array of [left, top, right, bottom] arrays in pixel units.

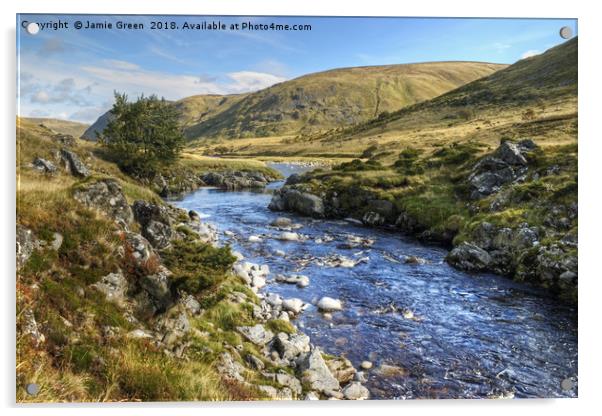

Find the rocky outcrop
[[32, 157, 57, 174], [202, 170, 272, 190], [73, 179, 134, 226], [269, 187, 325, 218], [468, 139, 537, 199], [60, 148, 90, 178], [132, 200, 173, 249], [91, 271, 128, 306], [297, 348, 341, 396]]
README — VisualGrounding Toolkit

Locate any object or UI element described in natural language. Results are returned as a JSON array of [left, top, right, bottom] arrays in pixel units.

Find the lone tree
[[100, 92, 184, 176]]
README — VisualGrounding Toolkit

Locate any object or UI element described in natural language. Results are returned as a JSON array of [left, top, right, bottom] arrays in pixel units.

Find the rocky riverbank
[[17, 123, 368, 401], [268, 139, 578, 303]]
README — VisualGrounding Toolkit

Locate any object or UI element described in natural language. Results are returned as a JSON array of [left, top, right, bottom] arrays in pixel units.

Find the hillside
[[205, 38, 576, 159], [24, 117, 89, 138], [83, 61, 505, 141]]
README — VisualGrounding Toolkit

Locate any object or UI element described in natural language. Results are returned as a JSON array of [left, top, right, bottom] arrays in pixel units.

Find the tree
[[99, 92, 184, 176]]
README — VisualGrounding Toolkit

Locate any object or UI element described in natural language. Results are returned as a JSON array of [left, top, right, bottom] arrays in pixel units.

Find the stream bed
[[173, 163, 578, 400]]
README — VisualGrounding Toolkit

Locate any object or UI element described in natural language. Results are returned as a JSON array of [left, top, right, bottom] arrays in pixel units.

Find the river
[[173, 163, 578, 400]]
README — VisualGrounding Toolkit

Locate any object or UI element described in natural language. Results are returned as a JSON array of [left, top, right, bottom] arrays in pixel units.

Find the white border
[[3, 1, 600, 415]]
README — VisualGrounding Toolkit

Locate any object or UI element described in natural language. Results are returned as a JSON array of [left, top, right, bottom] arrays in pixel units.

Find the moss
[[265, 319, 296, 335], [162, 238, 236, 295]]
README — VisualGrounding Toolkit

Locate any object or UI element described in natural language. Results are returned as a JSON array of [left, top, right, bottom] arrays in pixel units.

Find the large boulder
[[272, 332, 311, 361], [131, 200, 173, 249], [73, 179, 134, 226], [468, 139, 538, 199], [60, 148, 90, 178], [446, 242, 492, 272], [269, 188, 325, 218], [124, 232, 154, 266]]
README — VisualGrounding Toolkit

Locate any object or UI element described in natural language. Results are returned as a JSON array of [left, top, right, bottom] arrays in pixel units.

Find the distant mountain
[[83, 61, 506, 141], [24, 117, 89, 138]]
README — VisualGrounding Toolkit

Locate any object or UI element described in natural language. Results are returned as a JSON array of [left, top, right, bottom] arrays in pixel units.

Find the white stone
[[317, 297, 343, 312], [282, 298, 304, 314]]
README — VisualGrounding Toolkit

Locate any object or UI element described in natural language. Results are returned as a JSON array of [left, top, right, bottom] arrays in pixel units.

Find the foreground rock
[[446, 242, 492, 272], [297, 348, 340, 395], [16, 225, 38, 270], [317, 297, 343, 312], [132, 200, 173, 249]]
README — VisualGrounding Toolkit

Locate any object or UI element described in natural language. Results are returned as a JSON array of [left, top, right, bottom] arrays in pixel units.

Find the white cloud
[[31, 91, 50, 103], [521, 50, 541, 59], [103, 59, 141, 70], [226, 71, 287, 93]]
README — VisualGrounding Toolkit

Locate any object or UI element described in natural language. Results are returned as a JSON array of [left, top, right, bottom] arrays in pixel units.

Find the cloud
[[492, 42, 511, 52], [521, 50, 541, 59], [38, 38, 66, 56], [24, 76, 93, 107], [103, 59, 141, 70], [226, 71, 287, 93]]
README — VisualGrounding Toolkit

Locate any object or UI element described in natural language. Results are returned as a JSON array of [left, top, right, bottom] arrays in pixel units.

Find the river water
[[173, 163, 578, 400]]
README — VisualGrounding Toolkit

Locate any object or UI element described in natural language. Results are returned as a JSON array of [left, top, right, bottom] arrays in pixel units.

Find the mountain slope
[[83, 61, 506, 141], [24, 117, 89, 138]]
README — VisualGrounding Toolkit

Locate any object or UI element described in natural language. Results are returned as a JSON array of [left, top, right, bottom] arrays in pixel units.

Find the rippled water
[[173, 163, 578, 400]]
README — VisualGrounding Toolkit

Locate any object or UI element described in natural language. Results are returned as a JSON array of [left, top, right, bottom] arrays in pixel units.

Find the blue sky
[[17, 15, 577, 123]]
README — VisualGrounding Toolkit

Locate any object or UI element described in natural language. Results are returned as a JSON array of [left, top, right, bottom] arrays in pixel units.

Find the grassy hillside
[[24, 118, 89, 138], [83, 61, 505, 142], [15, 119, 296, 402]]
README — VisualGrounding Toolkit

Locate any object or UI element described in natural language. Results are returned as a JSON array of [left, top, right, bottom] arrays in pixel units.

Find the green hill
[[83, 61, 505, 141], [24, 118, 89, 138]]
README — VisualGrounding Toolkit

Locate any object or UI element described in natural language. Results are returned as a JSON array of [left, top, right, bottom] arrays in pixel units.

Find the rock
[[374, 364, 409, 378], [317, 297, 343, 312], [155, 307, 191, 346], [272, 332, 311, 361], [360, 361, 373, 370], [263, 372, 303, 395], [297, 348, 340, 394], [32, 157, 57, 174], [304, 392, 320, 400], [237, 324, 274, 346], [362, 211, 385, 226], [446, 242, 492, 272], [274, 249, 286, 257], [91, 272, 128, 306], [468, 140, 538, 199], [265, 293, 283, 308], [245, 354, 265, 371], [124, 232, 154, 266], [73, 179, 134, 226], [404, 255, 427, 265], [140, 266, 174, 313], [179, 293, 202, 315], [50, 232, 63, 251], [16, 225, 38, 270], [60, 148, 90, 177], [285, 173, 303, 185], [193, 221, 218, 245], [277, 231, 300, 241], [269, 188, 325, 218], [127, 329, 154, 339], [276, 274, 310, 288], [354, 371, 368, 383], [271, 217, 293, 228], [257, 385, 293, 400], [188, 210, 201, 222], [132, 200, 173, 249], [202, 170, 271, 190], [317, 254, 367, 268], [342, 382, 370, 400], [216, 352, 246, 382], [231, 250, 244, 261], [282, 298, 304, 314], [326, 357, 356, 384], [248, 235, 262, 243], [21, 308, 45, 346]]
